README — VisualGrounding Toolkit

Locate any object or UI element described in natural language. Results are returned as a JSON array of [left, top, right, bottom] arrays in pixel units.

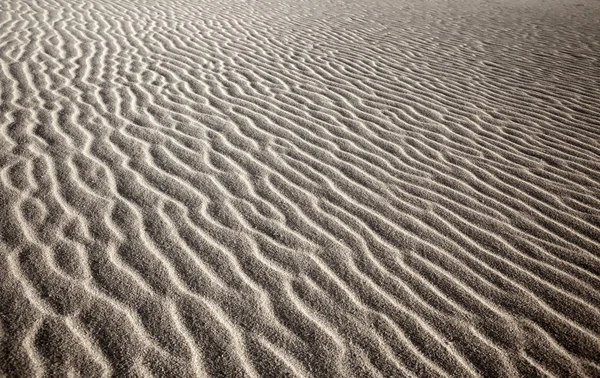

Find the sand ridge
[[1, 0, 600, 376]]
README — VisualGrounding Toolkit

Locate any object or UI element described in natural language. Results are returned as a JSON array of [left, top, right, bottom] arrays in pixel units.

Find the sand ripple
[[1, 0, 600, 376]]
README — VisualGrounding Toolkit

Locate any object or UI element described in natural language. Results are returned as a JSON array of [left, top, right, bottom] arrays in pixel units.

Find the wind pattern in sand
[[1, 0, 600, 376]]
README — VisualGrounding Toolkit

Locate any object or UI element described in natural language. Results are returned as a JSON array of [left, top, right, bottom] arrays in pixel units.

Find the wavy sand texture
[[1, 0, 600, 376]]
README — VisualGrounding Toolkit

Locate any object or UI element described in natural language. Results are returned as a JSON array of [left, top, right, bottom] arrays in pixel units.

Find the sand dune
[[1, 0, 600, 376]]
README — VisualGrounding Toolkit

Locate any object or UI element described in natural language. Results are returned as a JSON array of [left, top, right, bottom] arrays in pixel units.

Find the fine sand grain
[[1, 0, 600, 376]]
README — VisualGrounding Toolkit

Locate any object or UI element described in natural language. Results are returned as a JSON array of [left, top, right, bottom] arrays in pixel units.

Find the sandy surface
[[1, 0, 600, 376]]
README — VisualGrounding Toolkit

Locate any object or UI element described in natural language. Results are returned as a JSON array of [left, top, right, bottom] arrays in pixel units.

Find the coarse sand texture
[[1, 0, 600, 377]]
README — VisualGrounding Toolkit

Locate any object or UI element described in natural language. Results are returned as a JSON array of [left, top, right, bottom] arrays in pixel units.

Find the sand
[[1, 0, 599, 376]]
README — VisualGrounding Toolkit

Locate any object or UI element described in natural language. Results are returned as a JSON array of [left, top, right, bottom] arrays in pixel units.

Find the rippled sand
[[1, 0, 600, 376]]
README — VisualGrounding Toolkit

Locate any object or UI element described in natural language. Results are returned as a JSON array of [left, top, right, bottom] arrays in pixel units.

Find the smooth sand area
[[1, 0, 600, 376]]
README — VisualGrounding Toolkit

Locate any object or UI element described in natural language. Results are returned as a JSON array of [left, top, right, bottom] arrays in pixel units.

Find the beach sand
[[1, 0, 600, 376]]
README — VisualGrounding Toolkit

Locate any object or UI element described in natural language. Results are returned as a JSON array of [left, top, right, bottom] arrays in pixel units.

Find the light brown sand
[[1, 0, 600, 376]]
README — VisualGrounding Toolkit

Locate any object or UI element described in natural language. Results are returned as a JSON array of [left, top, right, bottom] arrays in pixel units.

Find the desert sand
[[1, 0, 599, 376]]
